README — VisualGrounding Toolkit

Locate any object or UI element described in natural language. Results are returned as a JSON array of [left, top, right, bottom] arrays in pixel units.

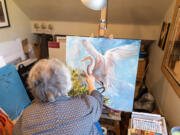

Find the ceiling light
[[81, 0, 107, 10]]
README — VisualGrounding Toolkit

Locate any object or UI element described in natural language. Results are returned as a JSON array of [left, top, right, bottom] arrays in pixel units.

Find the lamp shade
[[81, 0, 107, 10]]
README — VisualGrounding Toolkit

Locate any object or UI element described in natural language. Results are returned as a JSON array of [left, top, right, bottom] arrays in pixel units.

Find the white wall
[[146, 0, 180, 128], [0, 0, 33, 43], [31, 21, 160, 40]]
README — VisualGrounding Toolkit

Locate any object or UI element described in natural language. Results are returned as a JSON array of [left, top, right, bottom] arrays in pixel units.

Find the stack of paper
[[0, 39, 26, 64], [0, 56, 6, 68]]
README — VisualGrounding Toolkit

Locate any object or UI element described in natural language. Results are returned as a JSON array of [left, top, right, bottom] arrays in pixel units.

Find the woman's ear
[[45, 90, 55, 102]]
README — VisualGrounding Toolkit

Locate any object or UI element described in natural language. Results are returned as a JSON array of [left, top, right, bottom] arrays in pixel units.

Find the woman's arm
[[90, 90, 104, 122], [84, 71, 103, 122]]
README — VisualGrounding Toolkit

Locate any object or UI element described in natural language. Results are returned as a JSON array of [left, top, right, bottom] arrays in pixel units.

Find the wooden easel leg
[[114, 120, 120, 135]]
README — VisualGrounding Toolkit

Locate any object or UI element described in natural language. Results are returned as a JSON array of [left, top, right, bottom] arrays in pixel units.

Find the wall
[[146, 0, 180, 128], [31, 21, 160, 64], [31, 21, 160, 40], [0, 0, 33, 43]]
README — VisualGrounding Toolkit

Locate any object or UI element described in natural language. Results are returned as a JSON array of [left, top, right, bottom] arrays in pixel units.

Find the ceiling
[[13, 0, 173, 25]]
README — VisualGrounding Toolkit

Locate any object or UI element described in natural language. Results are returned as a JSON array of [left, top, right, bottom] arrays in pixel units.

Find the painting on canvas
[[66, 36, 141, 112]]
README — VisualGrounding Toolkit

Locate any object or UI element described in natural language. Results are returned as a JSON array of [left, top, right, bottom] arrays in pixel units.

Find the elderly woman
[[13, 59, 103, 135]]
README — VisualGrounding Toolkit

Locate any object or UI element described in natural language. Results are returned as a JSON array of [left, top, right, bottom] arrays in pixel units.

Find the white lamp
[[81, 0, 107, 10]]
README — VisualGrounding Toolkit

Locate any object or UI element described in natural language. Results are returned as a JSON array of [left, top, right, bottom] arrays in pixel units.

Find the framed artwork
[[158, 22, 170, 50], [66, 36, 141, 112], [0, 0, 10, 28], [162, 0, 180, 98]]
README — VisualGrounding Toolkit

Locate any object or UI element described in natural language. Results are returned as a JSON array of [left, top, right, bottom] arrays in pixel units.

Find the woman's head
[[28, 59, 72, 102]]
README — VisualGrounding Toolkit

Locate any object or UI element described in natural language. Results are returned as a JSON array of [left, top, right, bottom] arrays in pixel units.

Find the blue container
[[171, 127, 180, 135], [139, 51, 148, 58]]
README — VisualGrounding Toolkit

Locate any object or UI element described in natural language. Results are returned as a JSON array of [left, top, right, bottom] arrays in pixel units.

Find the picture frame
[[162, 0, 180, 98], [158, 22, 170, 50], [0, 0, 10, 28]]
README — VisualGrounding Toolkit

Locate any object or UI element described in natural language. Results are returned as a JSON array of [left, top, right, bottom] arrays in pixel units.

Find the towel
[[0, 108, 14, 135]]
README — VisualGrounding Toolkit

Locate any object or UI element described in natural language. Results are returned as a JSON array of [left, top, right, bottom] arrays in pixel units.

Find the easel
[[94, 5, 121, 135]]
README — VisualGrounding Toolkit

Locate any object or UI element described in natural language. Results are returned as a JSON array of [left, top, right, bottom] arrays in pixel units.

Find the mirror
[[162, 0, 180, 97]]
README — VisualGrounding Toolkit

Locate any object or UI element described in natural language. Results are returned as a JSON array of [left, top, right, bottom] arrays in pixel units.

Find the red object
[[48, 41, 60, 48], [0, 110, 14, 135]]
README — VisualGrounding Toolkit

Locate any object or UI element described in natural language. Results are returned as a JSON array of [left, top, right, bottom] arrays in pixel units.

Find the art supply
[[132, 118, 162, 133], [130, 112, 167, 135]]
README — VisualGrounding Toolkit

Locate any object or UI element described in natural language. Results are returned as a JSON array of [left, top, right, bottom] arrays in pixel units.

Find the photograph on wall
[[0, 0, 10, 28], [66, 36, 141, 112], [158, 22, 170, 50]]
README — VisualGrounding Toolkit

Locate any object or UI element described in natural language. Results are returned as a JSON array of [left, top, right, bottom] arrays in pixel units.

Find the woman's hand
[[83, 71, 96, 94]]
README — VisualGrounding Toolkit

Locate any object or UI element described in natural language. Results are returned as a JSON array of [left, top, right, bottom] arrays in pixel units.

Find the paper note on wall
[[66, 36, 141, 112]]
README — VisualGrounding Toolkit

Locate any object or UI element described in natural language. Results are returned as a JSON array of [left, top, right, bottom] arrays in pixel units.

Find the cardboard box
[[33, 43, 40, 59], [22, 39, 29, 54], [136, 59, 146, 81], [134, 81, 141, 98]]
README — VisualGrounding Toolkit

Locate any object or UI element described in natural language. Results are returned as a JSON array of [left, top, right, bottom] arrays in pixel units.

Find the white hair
[[28, 59, 72, 102]]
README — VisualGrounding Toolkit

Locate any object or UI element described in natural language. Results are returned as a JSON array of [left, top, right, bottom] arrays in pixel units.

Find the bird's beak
[[80, 56, 91, 62]]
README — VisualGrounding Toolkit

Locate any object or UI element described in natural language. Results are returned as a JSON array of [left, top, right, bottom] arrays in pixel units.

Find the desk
[[100, 112, 121, 135]]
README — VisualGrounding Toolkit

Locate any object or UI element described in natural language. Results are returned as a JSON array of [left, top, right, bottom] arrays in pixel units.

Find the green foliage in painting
[[68, 68, 88, 97], [103, 96, 109, 104], [68, 67, 109, 104]]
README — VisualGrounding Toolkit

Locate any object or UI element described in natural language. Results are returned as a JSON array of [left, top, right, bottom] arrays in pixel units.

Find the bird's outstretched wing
[[104, 44, 139, 61], [104, 44, 139, 87], [82, 40, 103, 58]]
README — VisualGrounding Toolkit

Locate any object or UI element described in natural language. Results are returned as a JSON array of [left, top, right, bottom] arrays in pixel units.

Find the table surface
[[101, 113, 121, 121]]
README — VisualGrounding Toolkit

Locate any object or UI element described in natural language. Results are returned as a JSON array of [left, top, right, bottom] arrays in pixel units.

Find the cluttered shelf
[[134, 40, 155, 113]]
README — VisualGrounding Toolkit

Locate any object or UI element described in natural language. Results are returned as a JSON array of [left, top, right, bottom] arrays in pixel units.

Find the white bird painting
[[66, 36, 141, 111], [81, 40, 139, 90]]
